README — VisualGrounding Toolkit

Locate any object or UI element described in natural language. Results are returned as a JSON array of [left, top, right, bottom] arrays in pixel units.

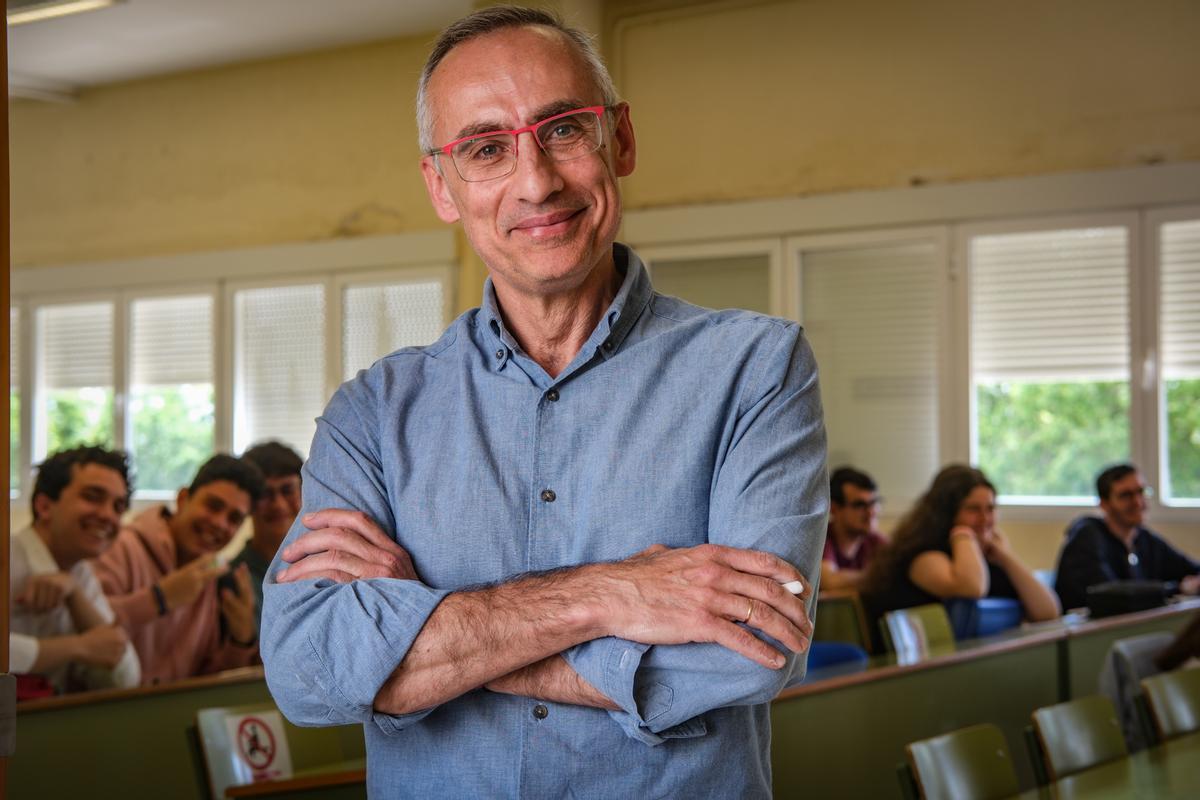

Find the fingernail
[[773, 654, 786, 668], [276, 568, 287, 580]]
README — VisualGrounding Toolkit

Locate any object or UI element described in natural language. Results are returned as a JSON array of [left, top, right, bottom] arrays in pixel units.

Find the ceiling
[[7, 0, 474, 101]]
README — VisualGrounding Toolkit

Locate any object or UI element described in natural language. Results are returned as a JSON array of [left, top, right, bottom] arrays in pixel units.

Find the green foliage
[[1165, 379, 1200, 500], [46, 389, 114, 455], [976, 380, 1129, 497], [130, 384, 214, 492]]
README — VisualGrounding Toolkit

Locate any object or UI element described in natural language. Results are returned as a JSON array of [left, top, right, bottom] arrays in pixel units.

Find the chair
[[805, 641, 868, 671], [1029, 694, 1127, 780], [1097, 631, 1173, 751], [944, 597, 1022, 640], [1140, 665, 1200, 741], [813, 590, 873, 652], [898, 723, 1019, 800], [881, 603, 955, 659]]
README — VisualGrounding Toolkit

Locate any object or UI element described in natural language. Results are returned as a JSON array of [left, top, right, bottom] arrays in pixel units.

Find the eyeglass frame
[[427, 104, 616, 182]]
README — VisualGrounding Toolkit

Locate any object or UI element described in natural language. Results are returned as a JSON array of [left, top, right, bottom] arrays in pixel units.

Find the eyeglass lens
[[451, 110, 603, 181]]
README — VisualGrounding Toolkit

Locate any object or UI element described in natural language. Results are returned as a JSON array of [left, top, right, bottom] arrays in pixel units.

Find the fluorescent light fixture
[[7, 0, 120, 26]]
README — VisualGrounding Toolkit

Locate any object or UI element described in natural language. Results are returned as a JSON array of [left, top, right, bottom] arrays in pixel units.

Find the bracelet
[[151, 583, 169, 617]]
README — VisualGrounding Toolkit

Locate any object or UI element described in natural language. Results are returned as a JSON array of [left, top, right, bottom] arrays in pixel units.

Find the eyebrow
[[450, 98, 595, 142]]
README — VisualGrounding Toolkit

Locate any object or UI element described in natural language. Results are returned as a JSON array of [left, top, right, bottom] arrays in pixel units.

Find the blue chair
[[945, 598, 1022, 640], [806, 641, 869, 671]]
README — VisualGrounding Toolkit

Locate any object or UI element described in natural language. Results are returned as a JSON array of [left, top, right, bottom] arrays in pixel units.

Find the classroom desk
[[771, 598, 1200, 799], [1005, 732, 1200, 800]]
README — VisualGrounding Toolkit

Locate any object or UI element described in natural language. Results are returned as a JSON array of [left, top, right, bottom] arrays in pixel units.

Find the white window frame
[[633, 237, 786, 317]]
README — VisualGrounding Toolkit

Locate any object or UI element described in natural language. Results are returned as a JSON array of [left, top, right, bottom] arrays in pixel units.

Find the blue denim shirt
[[261, 244, 828, 798]]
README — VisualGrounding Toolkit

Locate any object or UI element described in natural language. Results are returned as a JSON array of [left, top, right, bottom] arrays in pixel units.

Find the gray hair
[[416, 5, 620, 155]]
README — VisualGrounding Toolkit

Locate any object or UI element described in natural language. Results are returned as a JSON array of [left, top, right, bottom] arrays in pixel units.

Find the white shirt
[[9, 525, 140, 691]]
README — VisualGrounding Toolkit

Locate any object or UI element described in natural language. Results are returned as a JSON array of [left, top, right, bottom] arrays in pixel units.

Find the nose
[[511, 130, 563, 203]]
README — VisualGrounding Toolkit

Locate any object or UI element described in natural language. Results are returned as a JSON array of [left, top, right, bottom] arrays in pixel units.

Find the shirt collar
[[478, 243, 653, 373]]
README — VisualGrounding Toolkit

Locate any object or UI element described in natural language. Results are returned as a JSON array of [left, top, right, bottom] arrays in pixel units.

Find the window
[[1160, 219, 1200, 503], [650, 253, 773, 315], [968, 224, 1131, 501], [129, 295, 215, 492], [342, 278, 446, 380], [36, 301, 115, 461], [232, 284, 327, 457], [795, 237, 941, 504]]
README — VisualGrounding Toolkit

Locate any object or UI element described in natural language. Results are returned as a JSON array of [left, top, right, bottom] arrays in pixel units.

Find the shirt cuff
[[562, 637, 707, 745]]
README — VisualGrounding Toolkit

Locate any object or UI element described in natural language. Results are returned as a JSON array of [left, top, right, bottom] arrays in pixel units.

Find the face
[[34, 463, 129, 566], [954, 486, 996, 538], [172, 480, 252, 560], [1100, 472, 1148, 529], [253, 474, 302, 549], [421, 26, 636, 299], [830, 483, 880, 538]]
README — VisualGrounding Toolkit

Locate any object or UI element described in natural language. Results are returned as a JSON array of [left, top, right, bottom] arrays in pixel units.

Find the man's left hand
[[276, 509, 418, 584], [1181, 574, 1200, 595], [220, 563, 258, 646]]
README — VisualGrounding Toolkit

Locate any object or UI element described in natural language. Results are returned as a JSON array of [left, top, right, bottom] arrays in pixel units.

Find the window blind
[[342, 281, 445, 380], [800, 241, 938, 502], [131, 295, 213, 386], [970, 227, 1129, 381], [233, 285, 326, 456], [38, 302, 113, 389], [1161, 219, 1200, 379]]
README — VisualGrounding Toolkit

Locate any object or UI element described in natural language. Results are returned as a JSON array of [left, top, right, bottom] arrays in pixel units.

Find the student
[[231, 441, 303, 634], [1055, 463, 1200, 611], [94, 454, 264, 684], [9, 446, 140, 694], [863, 464, 1060, 649], [821, 466, 887, 591]]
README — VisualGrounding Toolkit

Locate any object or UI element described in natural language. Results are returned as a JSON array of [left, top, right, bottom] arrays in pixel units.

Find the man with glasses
[[263, 7, 826, 797], [821, 466, 887, 591], [231, 441, 303, 635], [1054, 463, 1200, 610]]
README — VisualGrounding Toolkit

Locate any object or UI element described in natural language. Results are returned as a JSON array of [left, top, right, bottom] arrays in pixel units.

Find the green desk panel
[[772, 640, 1060, 799]]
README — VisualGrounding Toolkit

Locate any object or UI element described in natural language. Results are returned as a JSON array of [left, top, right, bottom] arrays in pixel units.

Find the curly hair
[[32, 445, 133, 522]]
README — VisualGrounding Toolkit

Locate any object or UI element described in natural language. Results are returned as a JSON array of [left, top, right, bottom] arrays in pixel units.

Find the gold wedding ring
[[744, 599, 755, 624]]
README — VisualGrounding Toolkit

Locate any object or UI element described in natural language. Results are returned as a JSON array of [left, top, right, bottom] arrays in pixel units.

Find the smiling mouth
[[509, 208, 584, 236]]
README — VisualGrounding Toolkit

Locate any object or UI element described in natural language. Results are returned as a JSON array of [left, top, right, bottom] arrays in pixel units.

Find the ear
[[421, 157, 463, 224], [176, 487, 190, 511], [609, 103, 637, 178], [32, 492, 53, 523]]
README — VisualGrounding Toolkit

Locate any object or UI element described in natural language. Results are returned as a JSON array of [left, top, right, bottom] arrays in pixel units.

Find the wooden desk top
[[17, 665, 266, 714], [1005, 732, 1200, 800], [778, 597, 1200, 701]]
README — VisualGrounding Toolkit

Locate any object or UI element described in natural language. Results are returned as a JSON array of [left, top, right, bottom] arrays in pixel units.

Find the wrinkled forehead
[[426, 25, 599, 133]]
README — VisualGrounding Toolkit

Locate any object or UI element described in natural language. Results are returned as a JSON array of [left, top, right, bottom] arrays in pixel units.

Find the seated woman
[[862, 464, 1060, 651]]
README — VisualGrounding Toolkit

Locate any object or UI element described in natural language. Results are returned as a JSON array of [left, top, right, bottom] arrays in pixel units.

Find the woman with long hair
[[862, 464, 1060, 649]]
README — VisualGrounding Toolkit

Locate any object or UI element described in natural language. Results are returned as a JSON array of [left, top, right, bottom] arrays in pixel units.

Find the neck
[[492, 258, 622, 379], [32, 519, 75, 569], [1103, 514, 1138, 548], [831, 522, 863, 553]]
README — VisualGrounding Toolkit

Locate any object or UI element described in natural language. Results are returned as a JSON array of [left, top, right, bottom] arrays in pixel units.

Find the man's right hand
[[585, 543, 813, 670], [16, 572, 77, 613], [276, 509, 417, 584], [77, 624, 129, 668], [159, 556, 227, 611]]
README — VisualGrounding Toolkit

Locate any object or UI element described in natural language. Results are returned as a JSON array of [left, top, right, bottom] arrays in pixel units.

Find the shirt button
[[540, 489, 556, 503], [546, 389, 560, 402], [495, 349, 505, 360], [602, 339, 614, 351], [532, 704, 549, 720]]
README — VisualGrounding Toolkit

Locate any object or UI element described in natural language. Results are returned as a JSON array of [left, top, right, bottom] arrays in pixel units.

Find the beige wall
[[10, 0, 1200, 561]]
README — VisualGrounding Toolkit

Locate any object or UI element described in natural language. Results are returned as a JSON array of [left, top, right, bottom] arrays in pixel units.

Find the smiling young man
[[820, 466, 887, 591], [1055, 463, 1200, 610], [262, 7, 827, 798], [9, 446, 140, 694], [94, 454, 265, 684]]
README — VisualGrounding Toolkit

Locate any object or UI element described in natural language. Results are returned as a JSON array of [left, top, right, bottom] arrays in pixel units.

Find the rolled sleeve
[[568, 323, 827, 743], [261, 379, 452, 731]]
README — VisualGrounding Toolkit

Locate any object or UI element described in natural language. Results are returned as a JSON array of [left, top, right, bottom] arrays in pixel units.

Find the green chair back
[[882, 603, 956, 657], [814, 590, 872, 653], [903, 723, 1020, 800], [1031, 694, 1127, 780], [1141, 665, 1200, 741]]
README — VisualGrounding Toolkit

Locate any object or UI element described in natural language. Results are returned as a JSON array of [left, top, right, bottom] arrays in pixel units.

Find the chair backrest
[[944, 597, 1022, 640], [1097, 631, 1174, 750], [1031, 694, 1128, 780], [904, 723, 1020, 800], [883, 603, 955, 659], [1140, 665, 1200, 741], [805, 641, 869, 672], [813, 590, 873, 652]]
